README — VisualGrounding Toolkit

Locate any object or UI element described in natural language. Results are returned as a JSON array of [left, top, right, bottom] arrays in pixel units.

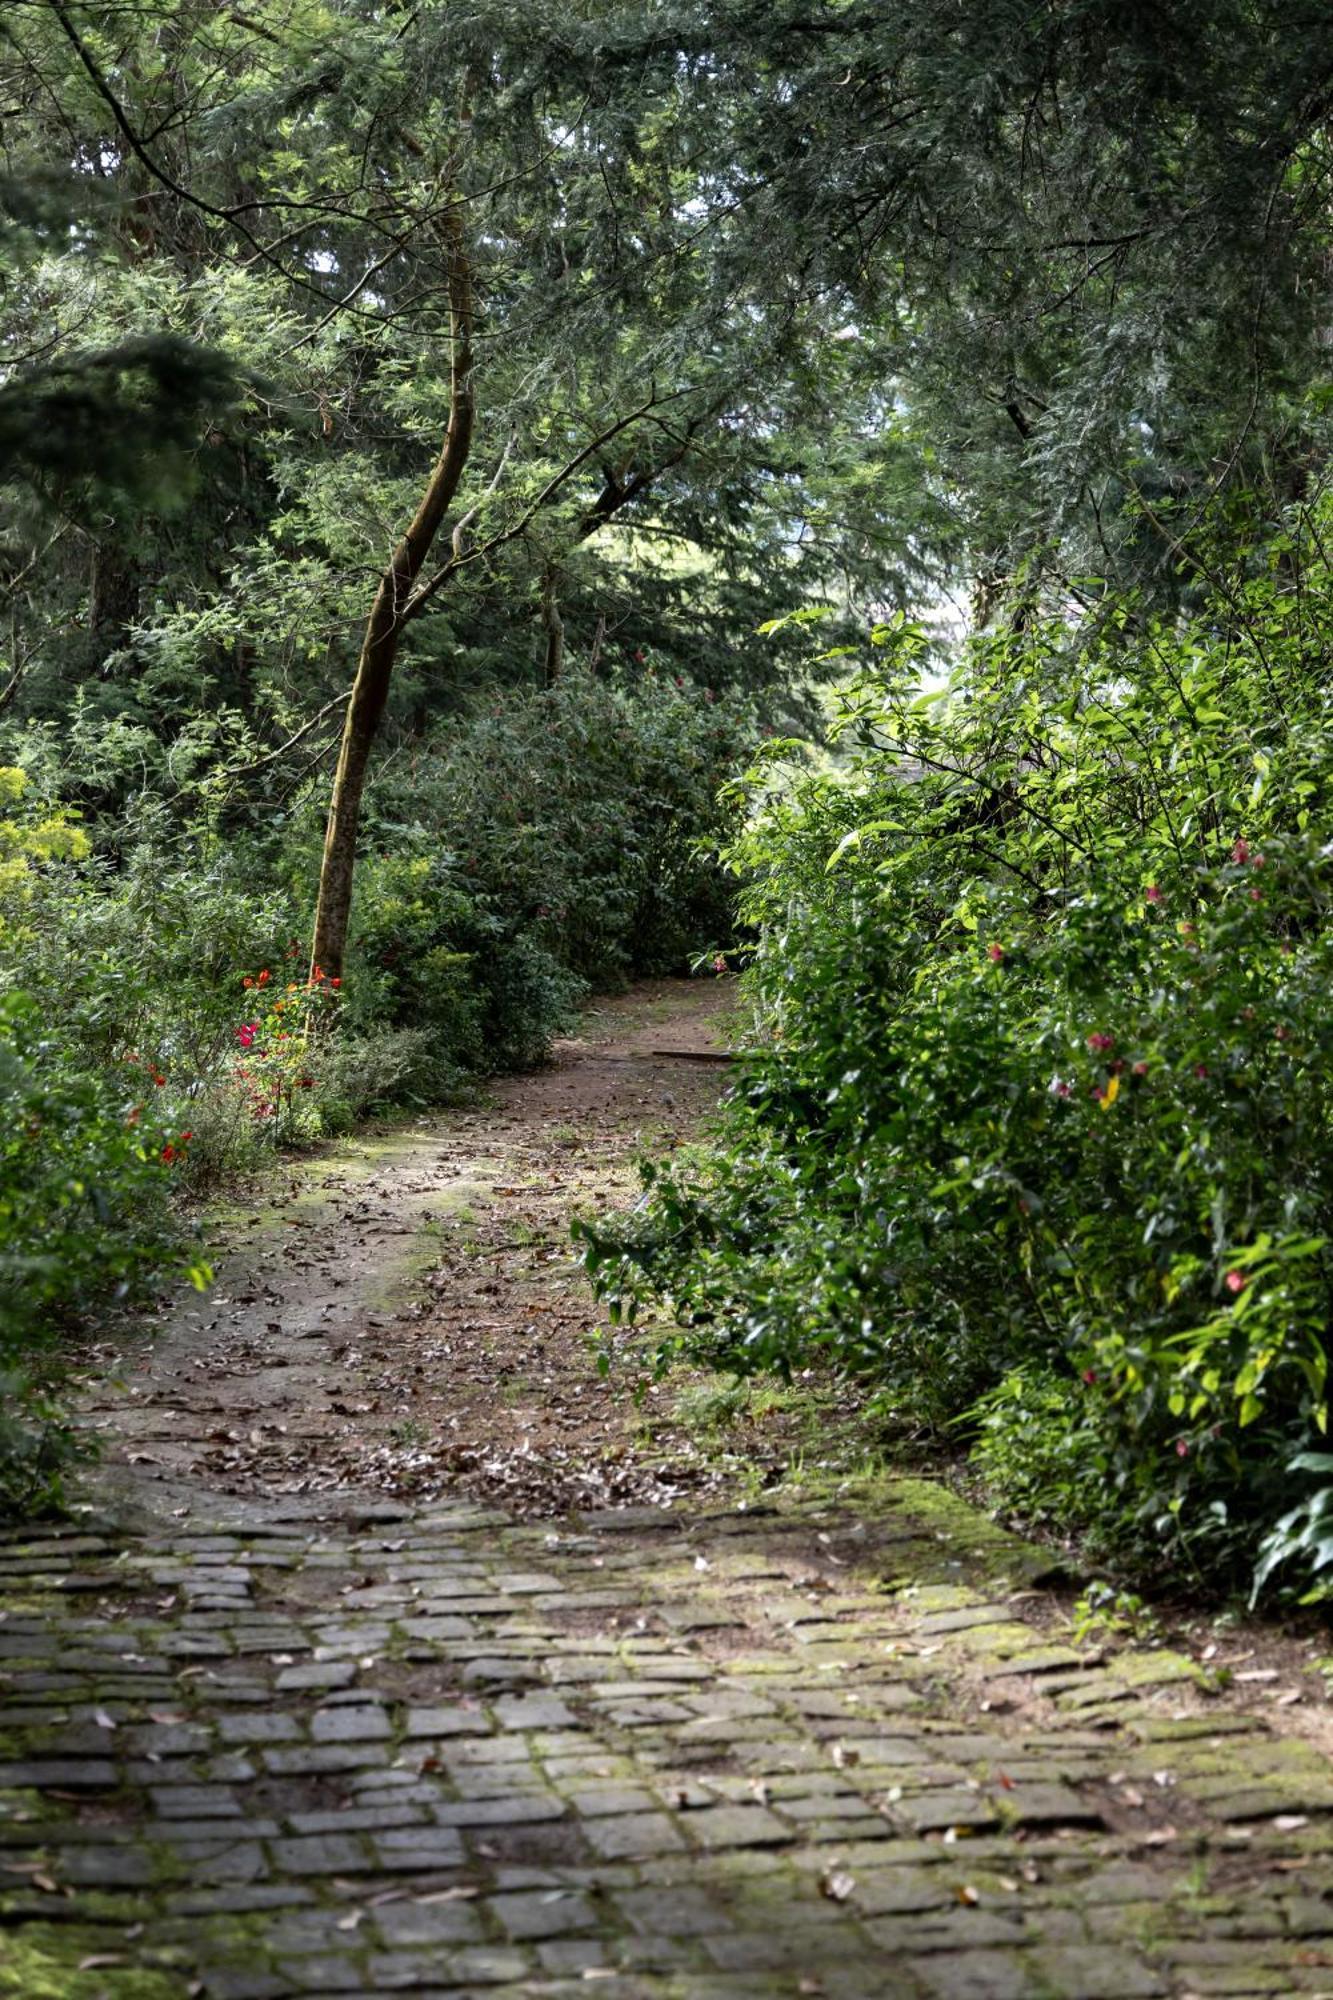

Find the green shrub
[[345, 667, 754, 1062], [582, 506, 1333, 1600], [0, 993, 206, 1512]]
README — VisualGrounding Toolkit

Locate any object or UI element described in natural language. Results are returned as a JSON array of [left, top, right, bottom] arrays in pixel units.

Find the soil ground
[[3, 980, 1333, 1999]]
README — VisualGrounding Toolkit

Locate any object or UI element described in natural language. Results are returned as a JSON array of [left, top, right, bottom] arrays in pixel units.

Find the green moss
[[0, 1928, 188, 1998]]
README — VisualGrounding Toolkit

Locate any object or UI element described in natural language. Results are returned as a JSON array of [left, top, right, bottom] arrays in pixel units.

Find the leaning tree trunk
[[310, 205, 475, 981]]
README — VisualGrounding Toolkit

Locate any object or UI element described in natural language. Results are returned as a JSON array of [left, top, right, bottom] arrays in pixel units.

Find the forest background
[[4, 0, 1333, 1606]]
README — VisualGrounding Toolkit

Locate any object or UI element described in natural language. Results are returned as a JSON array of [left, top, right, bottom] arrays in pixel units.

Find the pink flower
[[1132, 1060, 1149, 1077], [713, 954, 727, 974], [1051, 1079, 1072, 1098], [1087, 1032, 1116, 1053], [1225, 1270, 1248, 1295], [1252, 853, 1266, 869], [1232, 838, 1250, 865], [1145, 884, 1163, 904], [1194, 1063, 1209, 1079], [1249, 887, 1263, 902], [1175, 1438, 1190, 1458], [987, 943, 1005, 963], [1081, 1369, 1097, 1386]]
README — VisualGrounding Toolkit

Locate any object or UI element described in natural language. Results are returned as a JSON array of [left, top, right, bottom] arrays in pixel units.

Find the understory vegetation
[[0, 674, 749, 1506], [585, 508, 1333, 1603]]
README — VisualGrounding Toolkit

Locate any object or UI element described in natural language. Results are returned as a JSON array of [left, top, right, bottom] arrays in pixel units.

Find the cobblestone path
[[4, 990, 1333, 1998]]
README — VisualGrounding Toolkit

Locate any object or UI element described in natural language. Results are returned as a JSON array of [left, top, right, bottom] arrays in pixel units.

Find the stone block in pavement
[[270, 1833, 372, 1875], [583, 1812, 688, 1860], [681, 1804, 792, 1849], [374, 1894, 486, 1945], [488, 1886, 599, 1939]]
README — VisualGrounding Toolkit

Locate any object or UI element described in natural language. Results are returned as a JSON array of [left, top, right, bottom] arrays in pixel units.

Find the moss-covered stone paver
[[3, 1486, 1333, 1998]]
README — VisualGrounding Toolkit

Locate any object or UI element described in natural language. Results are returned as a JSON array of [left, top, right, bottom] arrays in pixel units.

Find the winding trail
[[3, 983, 1333, 1999]]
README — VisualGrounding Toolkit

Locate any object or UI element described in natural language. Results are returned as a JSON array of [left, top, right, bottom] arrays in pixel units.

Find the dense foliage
[[0, 675, 748, 1503], [583, 503, 1333, 1601], [5, 0, 1333, 1578]]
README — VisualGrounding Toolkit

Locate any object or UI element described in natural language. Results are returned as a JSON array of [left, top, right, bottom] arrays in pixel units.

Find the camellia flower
[[1225, 1269, 1248, 1295]]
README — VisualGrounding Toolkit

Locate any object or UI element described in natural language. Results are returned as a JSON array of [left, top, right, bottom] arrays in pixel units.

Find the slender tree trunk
[[89, 536, 141, 665], [310, 204, 475, 980], [540, 562, 564, 684]]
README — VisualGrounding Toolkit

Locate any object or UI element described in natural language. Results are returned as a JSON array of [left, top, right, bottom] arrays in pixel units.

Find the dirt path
[[3, 982, 1333, 1999]]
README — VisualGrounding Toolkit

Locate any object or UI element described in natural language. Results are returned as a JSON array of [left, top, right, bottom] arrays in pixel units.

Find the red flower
[[1145, 884, 1163, 904], [1194, 1063, 1209, 1079], [1132, 1060, 1149, 1077], [987, 943, 1005, 963], [1081, 1368, 1097, 1386], [1225, 1269, 1248, 1295], [1231, 838, 1250, 864], [331, 977, 341, 989], [151, 1073, 166, 1087], [1087, 1032, 1115, 1053], [243, 976, 254, 989], [257, 969, 271, 986]]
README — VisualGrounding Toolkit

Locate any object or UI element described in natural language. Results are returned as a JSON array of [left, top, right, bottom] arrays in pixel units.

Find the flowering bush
[[230, 962, 339, 1137], [581, 504, 1333, 1599]]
